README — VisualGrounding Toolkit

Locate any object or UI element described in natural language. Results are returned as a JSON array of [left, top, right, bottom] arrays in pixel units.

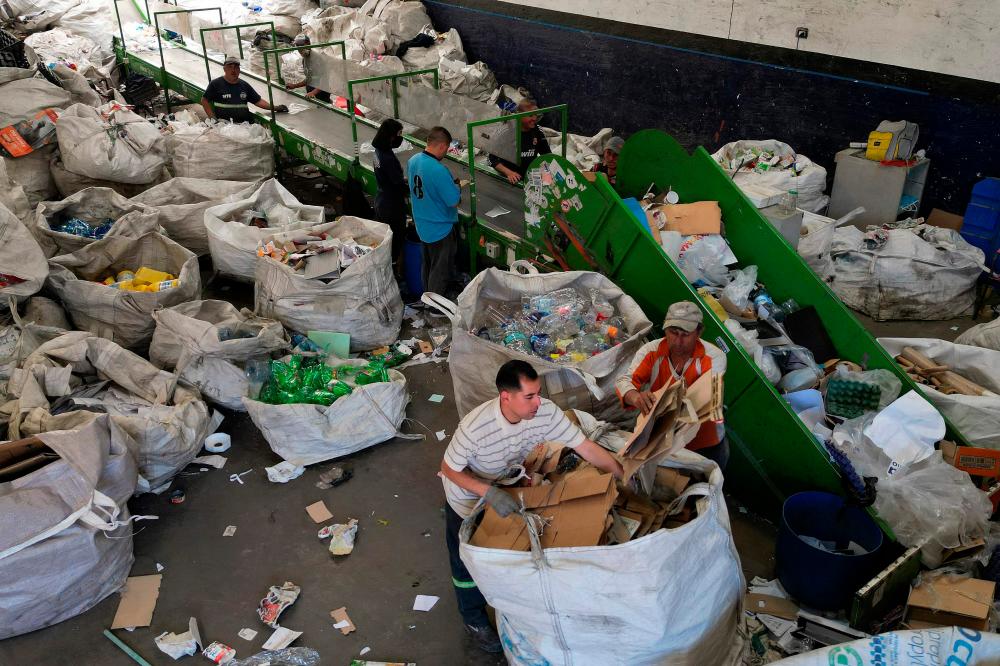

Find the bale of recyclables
[[0, 201, 48, 301], [459, 448, 744, 666], [151, 300, 288, 411], [0, 416, 140, 639], [131, 177, 260, 256], [243, 357, 412, 466], [49, 155, 172, 199], [2, 332, 213, 492], [423, 265, 653, 425], [56, 103, 167, 185], [878, 337, 1000, 448], [31, 187, 160, 258], [254, 216, 403, 351], [46, 231, 201, 349], [829, 224, 985, 320], [166, 120, 275, 182], [205, 178, 325, 281]]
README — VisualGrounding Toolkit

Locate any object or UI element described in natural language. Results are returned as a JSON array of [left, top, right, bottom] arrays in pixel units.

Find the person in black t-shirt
[[488, 99, 551, 185], [372, 118, 408, 276], [201, 56, 287, 123], [592, 135, 624, 185], [285, 35, 333, 103]]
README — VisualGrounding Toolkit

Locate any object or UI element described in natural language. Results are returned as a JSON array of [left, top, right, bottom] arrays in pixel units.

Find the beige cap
[[663, 300, 703, 332]]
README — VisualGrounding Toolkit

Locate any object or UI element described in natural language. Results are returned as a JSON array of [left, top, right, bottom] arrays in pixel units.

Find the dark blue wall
[[425, 1, 999, 216]]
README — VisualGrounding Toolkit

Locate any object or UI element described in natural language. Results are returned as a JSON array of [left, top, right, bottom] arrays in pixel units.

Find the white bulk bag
[[0, 77, 71, 127], [49, 62, 100, 107], [47, 232, 201, 349], [7, 332, 213, 492], [131, 178, 258, 256], [460, 449, 744, 666], [205, 179, 326, 281], [0, 157, 32, 221], [711, 139, 829, 213], [166, 120, 275, 182], [49, 155, 171, 199], [878, 337, 1000, 448], [151, 300, 288, 411], [243, 357, 412, 466], [56, 0, 119, 60], [0, 305, 66, 388], [956, 317, 1000, 353], [401, 28, 464, 69], [23, 29, 107, 83], [0, 202, 47, 301], [772, 627, 1000, 665], [8, 146, 57, 207], [0, 416, 139, 639], [56, 103, 166, 185], [542, 126, 612, 173], [438, 57, 497, 103], [796, 210, 839, 279], [424, 266, 653, 425], [254, 216, 402, 351], [32, 187, 160, 257], [829, 224, 985, 320]]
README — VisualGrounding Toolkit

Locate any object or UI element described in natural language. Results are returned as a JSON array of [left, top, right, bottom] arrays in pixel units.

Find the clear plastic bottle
[[779, 189, 798, 215], [590, 289, 614, 320], [502, 330, 531, 354], [530, 333, 554, 356]]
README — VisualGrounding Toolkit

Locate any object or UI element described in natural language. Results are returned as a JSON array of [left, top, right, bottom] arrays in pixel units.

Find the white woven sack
[[151, 300, 288, 410], [56, 103, 166, 185], [253, 216, 402, 351], [131, 177, 258, 256], [32, 187, 160, 257], [243, 357, 414, 466], [460, 449, 744, 666], [423, 265, 653, 425]]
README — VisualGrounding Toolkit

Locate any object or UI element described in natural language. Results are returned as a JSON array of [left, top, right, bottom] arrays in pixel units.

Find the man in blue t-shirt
[[201, 56, 287, 123], [408, 126, 461, 296]]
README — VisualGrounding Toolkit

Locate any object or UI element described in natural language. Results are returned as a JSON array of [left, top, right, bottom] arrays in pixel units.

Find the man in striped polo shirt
[[201, 56, 287, 124], [439, 359, 624, 653]]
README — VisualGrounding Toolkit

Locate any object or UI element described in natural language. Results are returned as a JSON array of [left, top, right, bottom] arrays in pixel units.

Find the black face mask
[[391, 135, 403, 148]]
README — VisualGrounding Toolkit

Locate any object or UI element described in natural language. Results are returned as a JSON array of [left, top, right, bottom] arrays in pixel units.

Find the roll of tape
[[204, 432, 231, 453]]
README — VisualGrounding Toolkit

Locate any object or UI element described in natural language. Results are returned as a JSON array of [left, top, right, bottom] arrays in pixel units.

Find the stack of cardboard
[[904, 575, 995, 630], [469, 373, 723, 551]]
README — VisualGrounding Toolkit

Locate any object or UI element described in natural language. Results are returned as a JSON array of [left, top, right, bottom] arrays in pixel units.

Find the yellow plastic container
[[133, 267, 172, 286], [102, 276, 116, 285], [148, 279, 180, 292]]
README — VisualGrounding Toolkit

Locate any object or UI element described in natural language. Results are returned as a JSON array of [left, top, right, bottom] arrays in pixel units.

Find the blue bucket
[[403, 239, 423, 297], [775, 491, 884, 611]]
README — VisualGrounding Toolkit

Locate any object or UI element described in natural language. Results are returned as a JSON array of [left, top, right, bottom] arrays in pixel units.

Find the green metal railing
[[153, 8, 224, 112], [345, 68, 438, 161], [466, 104, 568, 221]]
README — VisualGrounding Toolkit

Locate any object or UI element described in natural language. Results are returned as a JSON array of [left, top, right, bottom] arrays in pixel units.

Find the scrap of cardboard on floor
[[306, 500, 334, 523], [111, 575, 163, 629], [330, 607, 356, 634]]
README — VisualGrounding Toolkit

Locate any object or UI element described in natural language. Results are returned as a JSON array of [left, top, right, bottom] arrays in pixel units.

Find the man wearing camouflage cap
[[615, 300, 730, 468]]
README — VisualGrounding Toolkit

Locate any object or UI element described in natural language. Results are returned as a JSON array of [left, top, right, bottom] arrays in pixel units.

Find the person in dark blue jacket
[[372, 118, 407, 276], [407, 126, 461, 297]]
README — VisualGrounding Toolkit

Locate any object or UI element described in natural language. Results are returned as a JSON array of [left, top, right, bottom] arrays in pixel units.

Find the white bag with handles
[[423, 263, 652, 425], [151, 300, 288, 411], [56, 103, 167, 185], [3, 332, 213, 492], [459, 449, 744, 666], [243, 357, 416, 466], [254, 216, 402, 351], [877, 337, 1000, 448], [0, 416, 147, 639]]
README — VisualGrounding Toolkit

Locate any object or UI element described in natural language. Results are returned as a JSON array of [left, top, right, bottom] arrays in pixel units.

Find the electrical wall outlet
[[796, 27, 809, 39]]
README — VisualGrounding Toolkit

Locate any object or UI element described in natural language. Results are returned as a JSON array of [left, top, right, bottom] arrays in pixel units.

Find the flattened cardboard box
[[905, 575, 995, 630], [646, 201, 722, 235], [470, 472, 618, 551]]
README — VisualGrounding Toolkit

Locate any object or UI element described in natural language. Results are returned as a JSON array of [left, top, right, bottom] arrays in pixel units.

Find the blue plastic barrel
[[961, 177, 1000, 260], [775, 491, 884, 611], [403, 239, 423, 297]]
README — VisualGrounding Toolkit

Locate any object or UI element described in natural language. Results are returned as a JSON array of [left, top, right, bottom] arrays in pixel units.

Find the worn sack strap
[[0, 490, 157, 562], [358, 385, 423, 441], [421, 292, 459, 324], [666, 482, 712, 516], [508, 260, 539, 276]]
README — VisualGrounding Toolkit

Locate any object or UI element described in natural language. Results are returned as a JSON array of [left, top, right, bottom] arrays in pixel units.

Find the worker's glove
[[484, 486, 520, 518], [274, 104, 289, 113]]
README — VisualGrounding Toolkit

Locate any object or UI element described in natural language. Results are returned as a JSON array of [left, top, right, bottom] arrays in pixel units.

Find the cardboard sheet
[[905, 575, 995, 630], [646, 201, 722, 235], [470, 472, 618, 551], [111, 575, 163, 629], [330, 607, 356, 634], [305, 500, 334, 523]]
